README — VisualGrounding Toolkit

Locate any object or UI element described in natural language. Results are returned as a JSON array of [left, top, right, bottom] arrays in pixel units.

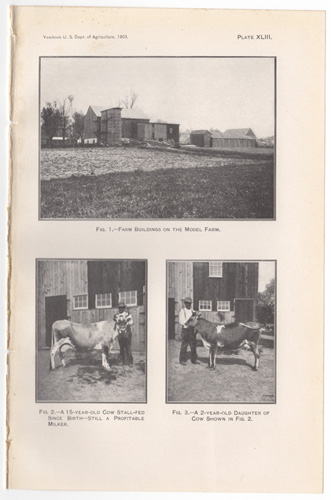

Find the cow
[[187, 312, 264, 370], [50, 319, 119, 371]]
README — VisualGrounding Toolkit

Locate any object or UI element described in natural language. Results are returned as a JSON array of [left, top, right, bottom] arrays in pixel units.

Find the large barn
[[84, 105, 179, 145], [37, 259, 146, 351], [167, 261, 259, 339]]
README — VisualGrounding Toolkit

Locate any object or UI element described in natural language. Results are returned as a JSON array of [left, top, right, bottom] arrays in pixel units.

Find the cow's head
[[187, 311, 202, 327]]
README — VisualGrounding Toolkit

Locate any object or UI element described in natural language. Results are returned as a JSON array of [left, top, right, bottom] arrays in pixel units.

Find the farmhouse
[[37, 260, 146, 351], [84, 105, 179, 145], [167, 261, 258, 338]]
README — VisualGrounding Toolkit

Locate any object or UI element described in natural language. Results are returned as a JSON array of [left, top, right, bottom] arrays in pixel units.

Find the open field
[[37, 349, 146, 403], [167, 338, 275, 403], [40, 147, 274, 219]]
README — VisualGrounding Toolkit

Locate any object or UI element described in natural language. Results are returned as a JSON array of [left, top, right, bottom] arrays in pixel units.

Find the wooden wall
[[167, 261, 193, 337], [192, 262, 258, 311], [37, 260, 146, 351], [167, 261, 258, 338]]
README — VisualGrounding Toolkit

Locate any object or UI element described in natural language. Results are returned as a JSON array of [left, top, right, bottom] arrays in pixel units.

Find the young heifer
[[187, 313, 264, 370]]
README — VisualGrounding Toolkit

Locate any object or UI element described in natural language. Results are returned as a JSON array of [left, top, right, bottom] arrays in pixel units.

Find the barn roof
[[87, 106, 149, 120], [88, 105, 106, 117], [190, 130, 211, 135], [223, 128, 256, 138], [210, 132, 223, 138], [220, 134, 256, 140], [121, 108, 149, 120]]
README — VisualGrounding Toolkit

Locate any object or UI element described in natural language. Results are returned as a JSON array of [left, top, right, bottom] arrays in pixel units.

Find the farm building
[[84, 105, 179, 145], [190, 130, 212, 147], [167, 261, 259, 338], [137, 122, 180, 144], [37, 259, 146, 352], [216, 128, 257, 148], [190, 128, 258, 148]]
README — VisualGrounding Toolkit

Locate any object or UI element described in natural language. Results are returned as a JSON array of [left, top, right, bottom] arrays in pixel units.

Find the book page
[[7, 7, 324, 492]]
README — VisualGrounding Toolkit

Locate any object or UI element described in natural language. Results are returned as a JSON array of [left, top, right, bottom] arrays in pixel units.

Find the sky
[[258, 261, 275, 293], [41, 57, 275, 137]]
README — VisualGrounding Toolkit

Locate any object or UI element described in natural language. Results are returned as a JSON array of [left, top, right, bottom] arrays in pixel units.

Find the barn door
[[168, 298, 175, 339], [234, 299, 254, 323], [45, 295, 67, 347]]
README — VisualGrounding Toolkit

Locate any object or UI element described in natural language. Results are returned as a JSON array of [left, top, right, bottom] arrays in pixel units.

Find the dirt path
[[167, 339, 275, 403], [37, 349, 146, 403]]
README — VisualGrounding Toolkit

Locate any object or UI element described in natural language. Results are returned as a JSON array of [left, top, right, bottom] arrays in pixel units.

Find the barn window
[[209, 262, 223, 277], [119, 290, 137, 307], [199, 300, 212, 311], [169, 127, 173, 133], [95, 293, 112, 309], [73, 294, 88, 310], [217, 300, 230, 312]]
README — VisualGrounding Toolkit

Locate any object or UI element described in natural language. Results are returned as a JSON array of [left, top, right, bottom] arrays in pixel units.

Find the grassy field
[[40, 147, 274, 219], [167, 339, 275, 403]]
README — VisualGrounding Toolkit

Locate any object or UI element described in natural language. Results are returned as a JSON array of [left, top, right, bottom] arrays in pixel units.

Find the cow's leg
[[50, 339, 63, 370], [102, 345, 111, 371], [212, 345, 217, 369], [210, 345, 216, 369], [247, 341, 260, 370], [209, 348, 212, 368]]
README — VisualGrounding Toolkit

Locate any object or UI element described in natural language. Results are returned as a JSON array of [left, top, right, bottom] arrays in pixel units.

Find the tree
[[256, 278, 275, 325], [57, 98, 72, 145], [41, 102, 62, 147], [118, 90, 138, 109], [72, 111, 85, 144]]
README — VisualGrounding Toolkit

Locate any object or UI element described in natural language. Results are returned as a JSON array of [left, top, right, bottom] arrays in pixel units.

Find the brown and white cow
[[50, 320, 119, 371], [187, 312, 264, 370]]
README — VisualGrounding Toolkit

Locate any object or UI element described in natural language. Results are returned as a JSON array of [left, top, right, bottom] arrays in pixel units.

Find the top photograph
[[39, 56, 275, 220]]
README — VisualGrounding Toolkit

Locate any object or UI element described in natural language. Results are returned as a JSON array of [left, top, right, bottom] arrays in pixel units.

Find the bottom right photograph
[[166, 260, 276, 404]]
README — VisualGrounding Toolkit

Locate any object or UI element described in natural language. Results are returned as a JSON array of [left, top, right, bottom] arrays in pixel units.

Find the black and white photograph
[[36, 259, 147, 403], [167, 260, 276, 403], [40, 56, 275, 220]]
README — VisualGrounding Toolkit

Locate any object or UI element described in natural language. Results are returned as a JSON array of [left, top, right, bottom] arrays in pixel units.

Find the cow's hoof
[[104, 365, 111, 372], [252, 367, 258, 371]]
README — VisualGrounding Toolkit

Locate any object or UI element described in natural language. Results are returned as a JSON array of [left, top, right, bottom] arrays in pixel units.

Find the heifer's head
[[187, 311, 202, 327]]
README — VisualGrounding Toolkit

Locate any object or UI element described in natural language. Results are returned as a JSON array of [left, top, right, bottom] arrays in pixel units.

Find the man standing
[[114, 302, 134, 366], [178, 297, 200, 366]]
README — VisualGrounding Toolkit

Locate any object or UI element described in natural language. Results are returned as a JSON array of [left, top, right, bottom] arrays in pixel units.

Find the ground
[[40, 146, 274, 219], [37, 349, 146, 403], [167, 336, 275, 403]]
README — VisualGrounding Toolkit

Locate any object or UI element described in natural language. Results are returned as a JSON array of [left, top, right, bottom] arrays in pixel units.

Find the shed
[[190, 130, 211, 147]]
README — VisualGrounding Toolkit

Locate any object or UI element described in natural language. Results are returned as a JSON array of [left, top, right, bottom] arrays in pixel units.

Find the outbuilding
[[190, 130, 212, 147]]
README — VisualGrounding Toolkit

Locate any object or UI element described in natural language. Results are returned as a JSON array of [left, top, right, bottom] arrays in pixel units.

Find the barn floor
[[167, 339, 275, 403], [37, 349, 146, 403]]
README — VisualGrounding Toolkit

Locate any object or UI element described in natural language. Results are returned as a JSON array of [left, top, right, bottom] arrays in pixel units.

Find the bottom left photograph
[[36, 259, 147, 403]]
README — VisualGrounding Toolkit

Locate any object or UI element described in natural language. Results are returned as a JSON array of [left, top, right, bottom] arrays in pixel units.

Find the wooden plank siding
[[167, 261, 258, 338], [37, 260, 146, 351], [167, 261, 193, 337], [193, 262, 258, 313]]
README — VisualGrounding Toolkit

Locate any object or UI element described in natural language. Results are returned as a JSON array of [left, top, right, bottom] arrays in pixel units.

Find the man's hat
[[182, 297, 193, 303], [118, 302, 126, 308]]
